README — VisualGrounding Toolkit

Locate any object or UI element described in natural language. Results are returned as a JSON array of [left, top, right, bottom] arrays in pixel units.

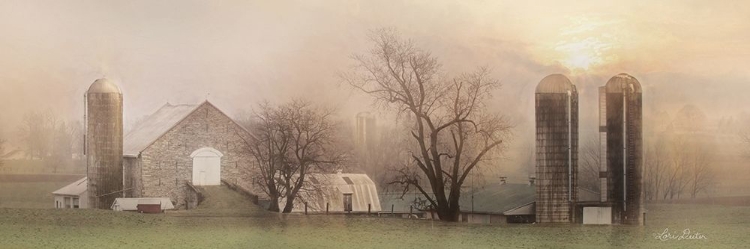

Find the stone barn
[[122, 101, 257, 209]]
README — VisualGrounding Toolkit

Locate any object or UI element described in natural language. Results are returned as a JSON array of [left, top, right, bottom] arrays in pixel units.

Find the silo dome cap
[[87, 78, 121, 93], [605, 73, 642, 93], [535, 74, 576, 93]]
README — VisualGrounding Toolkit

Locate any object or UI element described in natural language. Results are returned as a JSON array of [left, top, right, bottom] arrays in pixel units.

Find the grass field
[[0, 178, 747, 248], [0, 174, 83, 209], [0, 159, 85, 175], [0, 203, 747, 248]]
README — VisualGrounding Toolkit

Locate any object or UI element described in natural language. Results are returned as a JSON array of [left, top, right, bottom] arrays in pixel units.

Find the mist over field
[[3, 1, 750, 248], [1, 0, 750, 205]]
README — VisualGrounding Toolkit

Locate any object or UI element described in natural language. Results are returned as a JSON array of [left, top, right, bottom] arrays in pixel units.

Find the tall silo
[[85, 78, 124, 209], [355, 112, 377, 152], [599, 73, 643, 225], [535, 74, 578, 223]]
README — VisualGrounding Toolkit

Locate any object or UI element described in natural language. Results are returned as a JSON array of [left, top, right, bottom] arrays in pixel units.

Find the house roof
[[111, 198, 175, 210], [503, 202, 535, 216], [52, 177, 87, 196], [123, 103, 199, 156], [460, 183, 536, 214]]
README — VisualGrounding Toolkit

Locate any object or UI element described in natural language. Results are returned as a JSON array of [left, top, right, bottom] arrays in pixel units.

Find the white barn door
[[190, 147, 223, 186]]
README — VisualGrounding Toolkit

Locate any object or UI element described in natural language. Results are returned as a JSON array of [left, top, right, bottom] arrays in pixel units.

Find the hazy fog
[[1, 1, 749, 185]]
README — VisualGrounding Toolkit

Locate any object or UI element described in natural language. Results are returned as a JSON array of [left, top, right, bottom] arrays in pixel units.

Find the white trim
[[190, 147, 224, 158]]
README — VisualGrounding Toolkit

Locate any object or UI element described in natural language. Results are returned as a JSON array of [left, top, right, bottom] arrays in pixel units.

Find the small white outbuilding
[[52, 177, 88, 209]]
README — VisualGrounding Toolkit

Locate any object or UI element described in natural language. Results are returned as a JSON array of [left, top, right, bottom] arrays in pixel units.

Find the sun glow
[[551, 16, 620, 72], [556, 37, 608, 70]]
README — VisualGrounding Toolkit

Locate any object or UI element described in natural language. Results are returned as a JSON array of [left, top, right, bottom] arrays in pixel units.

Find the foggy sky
[[2, 0, 750, 171]]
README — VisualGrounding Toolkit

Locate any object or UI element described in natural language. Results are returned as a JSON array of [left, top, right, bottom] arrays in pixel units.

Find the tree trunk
[[282, 195, 295, 213], [436, 205, 460, 222], [434, 188, 461, 222], [267, 193, 280, 212]]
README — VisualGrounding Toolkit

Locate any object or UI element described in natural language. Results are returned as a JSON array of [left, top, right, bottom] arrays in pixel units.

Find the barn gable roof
[[123, 101, 252, 157], [52, 177, 87, 196]]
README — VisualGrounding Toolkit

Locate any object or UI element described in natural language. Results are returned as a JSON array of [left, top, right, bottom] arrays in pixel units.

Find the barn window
[[64, 197, 71, 208], [73, 197, 80, 208], [343, 193, 353, 212]]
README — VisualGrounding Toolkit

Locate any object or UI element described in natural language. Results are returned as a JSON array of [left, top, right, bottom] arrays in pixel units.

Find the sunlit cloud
[[549, 16, 622, 72]]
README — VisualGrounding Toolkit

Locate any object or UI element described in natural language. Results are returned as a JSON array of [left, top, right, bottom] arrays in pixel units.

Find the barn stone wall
[[130, 103, 256, 209], [123, 156, 142, 198]]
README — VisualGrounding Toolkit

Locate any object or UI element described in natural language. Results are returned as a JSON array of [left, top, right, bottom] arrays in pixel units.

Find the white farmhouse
[[52, 177, 88, 209]]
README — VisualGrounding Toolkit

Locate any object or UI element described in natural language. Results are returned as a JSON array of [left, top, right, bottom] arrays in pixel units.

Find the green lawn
[[0, 203, 746, 249]]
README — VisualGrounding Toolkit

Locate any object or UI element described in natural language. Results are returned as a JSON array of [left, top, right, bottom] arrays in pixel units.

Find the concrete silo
[[535, 74, 578, 223], [599, 73, 643, 225], [85, 78, 124, 209]]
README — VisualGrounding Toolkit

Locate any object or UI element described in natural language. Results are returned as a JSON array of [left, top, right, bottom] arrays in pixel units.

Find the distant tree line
[[15, 109, 82, 172], [644, 135, 715, 200], [578, 104, 719, 200]]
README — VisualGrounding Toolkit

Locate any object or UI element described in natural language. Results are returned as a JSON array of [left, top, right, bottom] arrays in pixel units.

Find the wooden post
[[409, 205, 413, 217], [304, 202, 308, 215], [368, 204, 371, 215], [391, 204, 394, 215], [326, 202, 329, 215]]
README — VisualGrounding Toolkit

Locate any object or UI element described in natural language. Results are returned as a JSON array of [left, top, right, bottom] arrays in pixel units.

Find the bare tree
[[0, 134, 5, 167], [246, 102, 289, 212], [246, 100, 343, 213], [687, 142, 715, 199], [278, 100, 344, 213], [16, 110, 78, 161], [660, 134, 716, 200], [665, 136, 691, 199], [741, 130, 750, 158], [344, 29, 512, 221], [644, 141, 668, 201]]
